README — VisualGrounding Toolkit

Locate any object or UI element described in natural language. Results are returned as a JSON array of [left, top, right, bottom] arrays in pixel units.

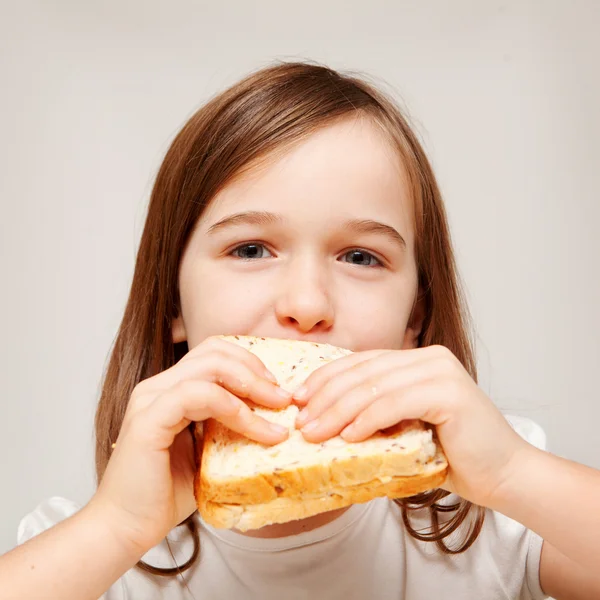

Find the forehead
[[200, 117, 414, 239]]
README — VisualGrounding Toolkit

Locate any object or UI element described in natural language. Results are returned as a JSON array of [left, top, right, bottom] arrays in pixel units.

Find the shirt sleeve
[[17, 496, 81, 545]]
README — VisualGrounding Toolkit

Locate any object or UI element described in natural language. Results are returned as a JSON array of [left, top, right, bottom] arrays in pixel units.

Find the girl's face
[[172, 117, 423, 352]]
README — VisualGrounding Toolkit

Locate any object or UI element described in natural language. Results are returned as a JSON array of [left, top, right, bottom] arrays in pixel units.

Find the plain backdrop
[[1, 0, 599, 555]]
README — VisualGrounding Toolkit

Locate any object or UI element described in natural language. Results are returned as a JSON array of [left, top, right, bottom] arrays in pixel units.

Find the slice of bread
[[194, 336, 448, 530]]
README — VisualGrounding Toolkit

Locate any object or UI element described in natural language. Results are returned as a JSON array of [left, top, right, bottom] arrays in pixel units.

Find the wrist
[[487, 442, 546, 516], [82, 498, 157, 562]]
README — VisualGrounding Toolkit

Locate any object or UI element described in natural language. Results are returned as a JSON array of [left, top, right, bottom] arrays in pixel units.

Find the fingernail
[[301, 419, 320, 433], [264, 369, 278, 383], [296, 408, 309, 426], [276, 386, 292, 399], [269, 423, 288, 435], [293, 385, 307, 400]]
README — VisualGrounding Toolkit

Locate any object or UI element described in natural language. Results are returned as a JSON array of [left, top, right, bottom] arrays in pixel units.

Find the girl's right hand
[[87, 336, 291, 554]]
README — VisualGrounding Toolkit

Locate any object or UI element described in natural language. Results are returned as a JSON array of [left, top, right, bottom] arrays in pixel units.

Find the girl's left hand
[[293, 345, 532, 509]]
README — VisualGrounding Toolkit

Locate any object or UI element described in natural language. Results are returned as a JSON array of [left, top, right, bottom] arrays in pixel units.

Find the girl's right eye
[[230, 243, 273, 260]]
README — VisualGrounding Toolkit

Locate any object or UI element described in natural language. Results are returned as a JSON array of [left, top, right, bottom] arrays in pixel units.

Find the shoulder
[[17, 496, 82, 545]]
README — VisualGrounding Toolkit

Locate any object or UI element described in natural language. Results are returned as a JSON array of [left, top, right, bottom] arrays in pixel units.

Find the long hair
[[94, 60, 484, 575]]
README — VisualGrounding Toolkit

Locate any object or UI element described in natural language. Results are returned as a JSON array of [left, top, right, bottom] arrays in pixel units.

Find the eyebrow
[[344, 218, 407, 249], [206, 210, 406, 250], [207, 211, 283, 234]]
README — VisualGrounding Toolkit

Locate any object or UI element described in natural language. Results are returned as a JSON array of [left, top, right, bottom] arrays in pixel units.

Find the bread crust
[[198, 419, 447, 505], [198, 465, 447, 531]]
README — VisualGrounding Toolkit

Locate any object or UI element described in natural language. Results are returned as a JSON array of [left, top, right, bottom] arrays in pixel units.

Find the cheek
[[336, 274, 417, 351], [345, 300, 412, 351], [179, 267, 271, 345]]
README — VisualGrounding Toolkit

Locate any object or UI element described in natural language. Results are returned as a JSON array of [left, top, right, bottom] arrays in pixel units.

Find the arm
[[292, 345, 600, 595], [493, 447, 600, 573], [540, 540, 600, 600], [0, 503, 143, 600], [492, 447, 600, 596], [1, 337, 291, 600]]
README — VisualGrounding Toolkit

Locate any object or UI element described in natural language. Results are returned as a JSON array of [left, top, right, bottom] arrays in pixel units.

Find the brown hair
[[94, 60, 484, 576]]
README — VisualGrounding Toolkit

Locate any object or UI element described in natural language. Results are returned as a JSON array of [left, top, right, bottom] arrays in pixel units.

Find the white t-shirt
[[17, 416, 549, 600]]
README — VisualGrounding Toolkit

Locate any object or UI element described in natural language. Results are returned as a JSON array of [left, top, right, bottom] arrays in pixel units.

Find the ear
[[171, 313, 187, 344], [401, 289, 426, 350]]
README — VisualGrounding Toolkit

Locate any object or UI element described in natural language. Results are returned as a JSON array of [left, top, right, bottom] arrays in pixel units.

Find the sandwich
[[194, 335, 448, 531]]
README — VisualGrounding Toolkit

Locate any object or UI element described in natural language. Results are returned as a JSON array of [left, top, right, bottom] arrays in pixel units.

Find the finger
[[299, 357, 437, 442], [137, 335, 281, 397], [299, 385, 378, 442], [184, 353, 292, 408], [295, 352, 394, 427], [339, 380, 450, 443], [129, 380, 289, 450], [128, 351, 291, 419], [296, 348, 432, 428], [299, 366, 401, 441], [183, 336, 280, 383], [292, 349, 388, 405]]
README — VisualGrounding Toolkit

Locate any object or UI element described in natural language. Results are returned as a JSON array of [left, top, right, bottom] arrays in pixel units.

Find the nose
[[274, 257, 334, 334]]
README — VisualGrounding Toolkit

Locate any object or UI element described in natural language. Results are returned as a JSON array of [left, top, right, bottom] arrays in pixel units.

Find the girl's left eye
[[339, 249, 382, 267], [230, 243, 273, 260]]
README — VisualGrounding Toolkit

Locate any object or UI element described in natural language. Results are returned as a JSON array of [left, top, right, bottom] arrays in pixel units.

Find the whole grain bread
[[194, 336, 448, 530]]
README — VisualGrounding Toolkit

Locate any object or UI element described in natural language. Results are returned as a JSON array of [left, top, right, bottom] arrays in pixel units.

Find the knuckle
[[429, 344, 450, 359], [310, 394, 333, 416], [344, 385, 372, 411], [319, 376, 343, 399], [364, 377, 381, 397], [192, 346, 224, 365], [228, 368, 254, 397], [127, 381, 154, 415], [215, 400, 242, 422], [175, 378, 202, 397], [327, 396, 355, 421], [190, 335, 227, 358], [230, 403, 255, 429], [203, 334, 222, 347], [132, 376, 154, 398], [186, 354, 218, 378], [327, 401, 347, 420], [129, 385, 145, 407], [190, 349, 252, 383], [434, 356, 455, 377], [305, 369, 324, 386], [428, 346, 457, 373]]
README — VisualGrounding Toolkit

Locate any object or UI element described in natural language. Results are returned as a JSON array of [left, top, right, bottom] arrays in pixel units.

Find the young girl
[[3, 61, 599, 599]]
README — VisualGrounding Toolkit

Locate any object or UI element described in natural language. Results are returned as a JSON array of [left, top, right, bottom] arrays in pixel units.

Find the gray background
[[1, 0, 598, 556]]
